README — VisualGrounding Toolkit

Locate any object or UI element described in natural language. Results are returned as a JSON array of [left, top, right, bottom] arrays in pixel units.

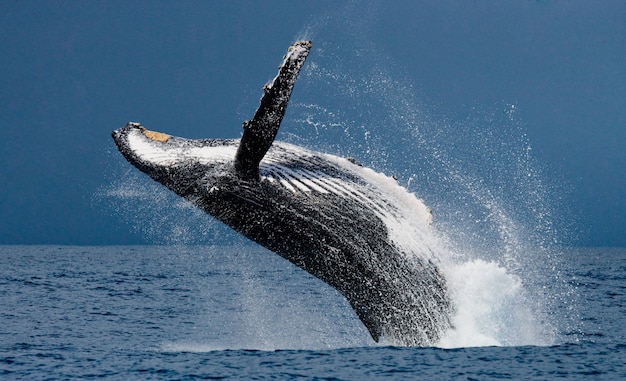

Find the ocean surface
[[1, 245, 625, 380]]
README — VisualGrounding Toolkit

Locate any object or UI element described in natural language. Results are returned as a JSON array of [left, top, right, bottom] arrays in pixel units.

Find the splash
[[283, 8, 575, 348], [101, 9, 575, 349], [440, 260, 551, 347]]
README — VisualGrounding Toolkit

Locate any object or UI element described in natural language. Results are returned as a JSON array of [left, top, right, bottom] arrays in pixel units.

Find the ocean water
[[1, 245, 625, 380]]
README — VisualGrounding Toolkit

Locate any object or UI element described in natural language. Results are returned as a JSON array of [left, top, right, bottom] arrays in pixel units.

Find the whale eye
[[141, 128, 170, 142]]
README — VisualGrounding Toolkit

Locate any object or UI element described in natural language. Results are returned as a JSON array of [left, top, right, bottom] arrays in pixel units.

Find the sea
[[4, 12, 625, 379], [1, 245, 625, 380]]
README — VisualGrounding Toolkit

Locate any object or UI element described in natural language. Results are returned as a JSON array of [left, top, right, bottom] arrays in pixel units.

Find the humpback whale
[[112, 41, 452, 346]]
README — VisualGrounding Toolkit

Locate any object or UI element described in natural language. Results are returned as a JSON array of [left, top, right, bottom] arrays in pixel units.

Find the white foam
[[438, 259, 550, 348], [161, 342, 230, 353]]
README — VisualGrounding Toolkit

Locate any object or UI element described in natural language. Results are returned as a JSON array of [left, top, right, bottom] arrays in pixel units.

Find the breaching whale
[[112, 41, 452, 346]]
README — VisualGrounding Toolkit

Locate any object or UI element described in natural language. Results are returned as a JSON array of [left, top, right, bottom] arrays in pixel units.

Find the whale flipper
[[111, 41, 452, 346], [235, 41, 311, 180]]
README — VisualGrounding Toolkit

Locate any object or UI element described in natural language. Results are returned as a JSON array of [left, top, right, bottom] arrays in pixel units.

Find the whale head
[[112, 122, 239, 199]]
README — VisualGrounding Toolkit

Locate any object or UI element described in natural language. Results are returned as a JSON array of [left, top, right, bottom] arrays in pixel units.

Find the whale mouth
[[111, 122, 142, 149], [111, 122, 167, 174]]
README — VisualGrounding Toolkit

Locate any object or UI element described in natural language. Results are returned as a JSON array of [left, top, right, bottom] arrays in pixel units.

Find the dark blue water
[[1, 245, 625, 380]]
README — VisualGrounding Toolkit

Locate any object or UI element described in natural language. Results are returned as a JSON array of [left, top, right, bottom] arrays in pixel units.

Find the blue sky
[[0, 1, 624, 246]]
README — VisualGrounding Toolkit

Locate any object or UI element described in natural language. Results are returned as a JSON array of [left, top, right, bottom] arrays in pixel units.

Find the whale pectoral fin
[[234, 41, 312, 180]]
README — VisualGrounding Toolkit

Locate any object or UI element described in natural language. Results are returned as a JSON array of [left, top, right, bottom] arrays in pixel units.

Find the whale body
[[112, 41, 452, 346]]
